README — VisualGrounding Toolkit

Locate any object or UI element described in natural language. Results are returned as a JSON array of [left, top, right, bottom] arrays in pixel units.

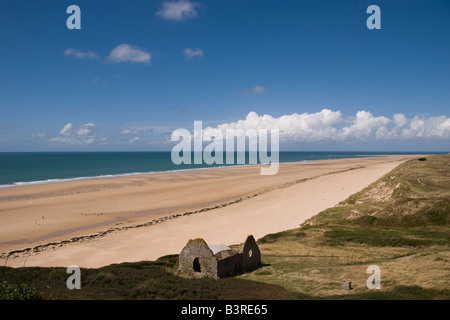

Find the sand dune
[[0, 155, 418, 268]]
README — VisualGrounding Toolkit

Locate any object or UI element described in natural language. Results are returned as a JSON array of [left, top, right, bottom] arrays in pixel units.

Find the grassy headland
[[241, 153, 450, 299]]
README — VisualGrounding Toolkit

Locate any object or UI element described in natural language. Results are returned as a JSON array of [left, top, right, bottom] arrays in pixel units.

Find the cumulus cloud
[[337, 111, 390, 141], [241, 86, 267, 95], [51, 123, 101, 145], [156, 0, 200, 21], [210, 109, 341, 142], [183, 47, 204, 60], [64, 48, 99, 60], [206, 109, 450, 143], [393, 113, 407, 128], [401, 115, 450, 139], [107, 44, 151, 64]]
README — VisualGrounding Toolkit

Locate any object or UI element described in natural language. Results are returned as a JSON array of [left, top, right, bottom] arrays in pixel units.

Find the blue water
[[0, 151, 437, 188]]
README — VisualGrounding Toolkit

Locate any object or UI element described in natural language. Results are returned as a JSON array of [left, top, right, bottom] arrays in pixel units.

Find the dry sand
[[0, 155, 418, 268]]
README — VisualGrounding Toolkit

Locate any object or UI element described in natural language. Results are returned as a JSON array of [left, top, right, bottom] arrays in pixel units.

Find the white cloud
[[120, 129, 132, 135], [207, 109, 450, 143], [241, 86, 267, 95], [337, 111, 390, 140], [107, 44, 151, 64], [77, 123, 95, 136], [31, 133, 46, 138], [211, 109, 342, 142], [128, 136, 141, 143], [120, 129, 148, 136], [51, 123, 101, 145], [60, 123, 73, 136], [64, 48, 98, 60], [156, 0, 200, 21], [118, 128, 155, 144], [393, 113, 407, 127], [183, 47, 204, 60], [401, 115, 450, 139]]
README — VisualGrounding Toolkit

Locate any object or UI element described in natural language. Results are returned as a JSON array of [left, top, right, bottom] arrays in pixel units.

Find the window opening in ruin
[[193, 257, 201, 273]]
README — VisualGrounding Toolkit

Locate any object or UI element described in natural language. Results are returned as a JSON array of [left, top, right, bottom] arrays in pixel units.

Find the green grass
[[0, 280, 42, 300], [258, 230, 307, 244], [323, 226, 450, 247], [0, 255, 299, 300], [328, 285, 450, 300]]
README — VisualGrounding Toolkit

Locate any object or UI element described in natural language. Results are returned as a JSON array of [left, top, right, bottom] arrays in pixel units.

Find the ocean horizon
[[0, 151, 439, 188]]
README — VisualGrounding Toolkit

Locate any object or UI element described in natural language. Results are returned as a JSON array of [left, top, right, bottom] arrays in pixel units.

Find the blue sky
[[0, 0, 449, 151]]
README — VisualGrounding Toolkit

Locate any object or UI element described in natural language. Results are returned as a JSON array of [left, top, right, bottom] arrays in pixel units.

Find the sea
[[0, 151, 438, 188]]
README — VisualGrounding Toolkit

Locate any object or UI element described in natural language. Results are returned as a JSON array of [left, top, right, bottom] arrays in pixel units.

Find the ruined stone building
[[177, 235, 261, 279]]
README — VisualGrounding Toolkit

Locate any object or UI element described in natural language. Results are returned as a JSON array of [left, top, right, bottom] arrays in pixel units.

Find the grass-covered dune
[[1, 154, 449, 300], [242, 153, 450, 299]]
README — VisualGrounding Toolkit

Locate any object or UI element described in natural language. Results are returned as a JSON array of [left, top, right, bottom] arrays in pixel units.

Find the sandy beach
[[0, 155, 419, 268]]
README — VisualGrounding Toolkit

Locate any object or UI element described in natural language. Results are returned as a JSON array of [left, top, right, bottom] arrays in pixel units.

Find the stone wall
[[241, 235, 261, 272], [177, 235, 262, 279], [217, 253, 242, 278], [178, 238, 218, 278]]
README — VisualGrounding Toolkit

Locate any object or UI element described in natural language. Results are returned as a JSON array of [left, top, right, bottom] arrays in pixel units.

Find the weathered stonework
[[178, 238, 218, 278], [241, 235, 261, 273], [177, 235, 261, 279]]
